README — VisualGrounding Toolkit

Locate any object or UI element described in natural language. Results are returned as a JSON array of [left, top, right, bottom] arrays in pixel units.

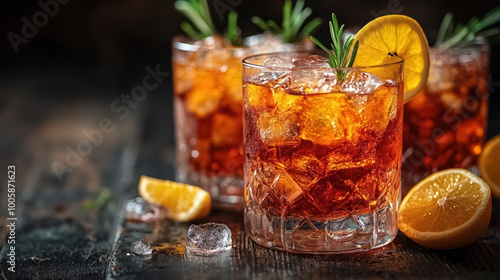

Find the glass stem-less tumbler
[[402, 38, 489, 188], [243, 52, 404, 253], [172, 35, 314, 210]]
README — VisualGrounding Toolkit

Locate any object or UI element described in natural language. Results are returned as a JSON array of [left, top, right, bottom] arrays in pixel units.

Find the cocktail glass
[[242, 52, 404, 253], [172, 35, 313, 210], [402, 38, 489, 188]]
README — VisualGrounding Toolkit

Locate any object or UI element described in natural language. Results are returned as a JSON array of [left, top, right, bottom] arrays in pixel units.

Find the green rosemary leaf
[[181, 21, 202, 40], [282, 0, 292, 42], [253, 0, 322, 43], [338, 24, 345, 53], [226, 11, 243, 46], [251, 17, 272, 32], [291, 7, 312, 36], [440, 26, 470, 49], [436, 12, 453, 45], [298, 17, 323, 41], [268, 20, 282, 33], [310, 36, 334, 57], [332, 14, 339, 39], [466, 17, 481, 33], [329, 21, 338, 53], [311, 13, 358, 82], [478, 6, 500, 29], [176, 0, 243, 46], [347, 41, 359, 67], [291, 0, 305, 20], [477, 27, 500, 38], [175, 1, 215, 38], [199, 0, 216, 33], [437, 6, 500, 49], [341, 35, 354, 67], [330, 43, 338, 59]]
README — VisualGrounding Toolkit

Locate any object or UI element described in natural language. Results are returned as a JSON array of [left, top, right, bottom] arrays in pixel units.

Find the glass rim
[[172, 34, 314, 52], [242, 50, 404, 71], [172, 34, 246, 52]]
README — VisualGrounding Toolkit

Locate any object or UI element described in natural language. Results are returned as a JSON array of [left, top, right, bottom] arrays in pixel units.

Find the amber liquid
[[402, 47, 489, 187], [173, 53, 244, 196], [243, 80, 403, 220]]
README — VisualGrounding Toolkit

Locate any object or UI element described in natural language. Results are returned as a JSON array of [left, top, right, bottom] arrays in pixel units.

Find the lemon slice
[[138, 175, 211, 222], [354, 15, 430, 101], [479, 135, 500, 199], [398, 169, 492, 250]]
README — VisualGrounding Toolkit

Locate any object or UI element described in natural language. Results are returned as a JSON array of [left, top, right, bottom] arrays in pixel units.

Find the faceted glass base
[[244, 204, 398, 254], [177, 167, 244, 211]]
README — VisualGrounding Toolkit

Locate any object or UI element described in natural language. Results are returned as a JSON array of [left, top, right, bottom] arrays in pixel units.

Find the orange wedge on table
[[354, 15, 430, 101], [139, 175, 211, 222], [398, 169, 492, 250], [479, 135, 500, 199]]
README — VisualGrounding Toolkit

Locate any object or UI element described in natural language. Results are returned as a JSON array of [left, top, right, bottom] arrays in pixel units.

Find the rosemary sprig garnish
[[310, 13, 359, 82], [174, 0, 242, 46], [436, 6, 500, 49], [251, 0, 322, 43], [225, 11, 243, 46]]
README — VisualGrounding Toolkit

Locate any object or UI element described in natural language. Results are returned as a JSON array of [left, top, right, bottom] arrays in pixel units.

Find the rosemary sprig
[[82, 188, 115, 212], [310, 13, 359, 82], [174, 0, 242, 46], [251, 0, 322, 43], [436, 6, 500, 49], [225, 11, 243, 46]]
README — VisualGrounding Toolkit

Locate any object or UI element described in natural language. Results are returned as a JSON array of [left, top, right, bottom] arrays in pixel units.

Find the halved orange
[[138, 175, 211, 222], [354, 15, 430, 101], [479, 135, 500, 199], [398, 169, 491, 250]]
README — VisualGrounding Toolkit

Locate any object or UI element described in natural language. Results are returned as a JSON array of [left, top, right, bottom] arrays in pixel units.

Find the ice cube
[[125, 197, 168, 223], [277, 68, 338, 94], [341, 71, 384, 94], [263, 57, 293, 69], [223, 66, 243, 103], [245, 33, 284, 52], [185, 70, 224, 117], [186, 223, 232, 254], [426, 51, 458, 92], [300, 94, 357, 146], [277, 67, 382, 95], [440, 90, 463, 112], [195, 34, 226, 49], [130, 239, 153, 255], [286, 155, 324, 188], [244, 33, 314, 53], [211, 112, 242, 147], [259, 112, 299, 145], [362, 83, 399, 130], [292, 55, 330, 69]]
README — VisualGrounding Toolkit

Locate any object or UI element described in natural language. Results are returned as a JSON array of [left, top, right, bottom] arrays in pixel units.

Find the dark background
[[1, 0, 499, 178]]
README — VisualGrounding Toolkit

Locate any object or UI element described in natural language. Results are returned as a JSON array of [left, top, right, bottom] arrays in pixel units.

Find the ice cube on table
[[125, 197, 168, 223], [130, 239, 153, 255], [186, 223, 232, 254]]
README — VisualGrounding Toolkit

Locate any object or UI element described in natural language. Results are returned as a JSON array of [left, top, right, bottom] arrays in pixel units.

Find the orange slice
[[354, 15, 430, 101], [138, 175, 211, 222], [398, 169, 491, 250], [479, 135, 500, 199]]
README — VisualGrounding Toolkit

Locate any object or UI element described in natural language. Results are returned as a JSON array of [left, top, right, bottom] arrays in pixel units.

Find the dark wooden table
[[1, 72, 500, 280]]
